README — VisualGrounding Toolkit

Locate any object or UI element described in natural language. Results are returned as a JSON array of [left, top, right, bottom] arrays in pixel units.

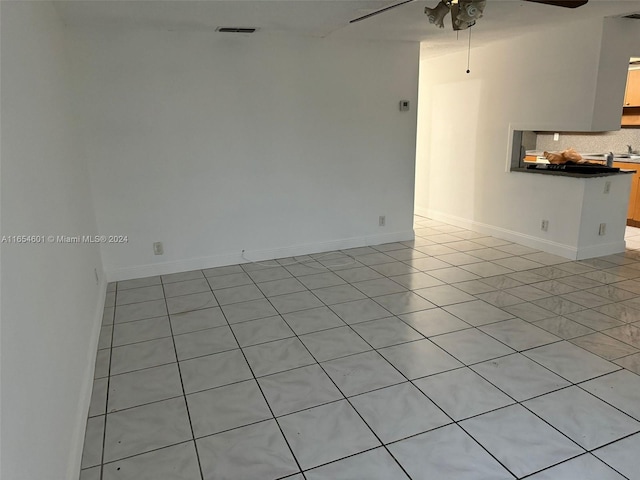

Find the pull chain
[[466, 26, 472, 74]]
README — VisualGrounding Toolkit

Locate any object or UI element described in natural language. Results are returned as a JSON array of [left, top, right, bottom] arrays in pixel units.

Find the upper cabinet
[[622, 68, 640, 127], [624, 69, 640, 107]]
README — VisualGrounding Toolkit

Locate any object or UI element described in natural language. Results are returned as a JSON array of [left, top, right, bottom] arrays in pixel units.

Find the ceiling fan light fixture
[[425, 0, 452, 28]]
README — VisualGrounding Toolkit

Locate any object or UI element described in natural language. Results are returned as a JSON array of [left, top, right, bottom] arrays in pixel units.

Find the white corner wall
[[69, 29, 420, 281], [415, 17, 637, 259], [1, 2, 105, 479]]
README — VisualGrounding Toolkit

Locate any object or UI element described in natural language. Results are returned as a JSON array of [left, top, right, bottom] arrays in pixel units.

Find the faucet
[[629, 145, 635, 155]]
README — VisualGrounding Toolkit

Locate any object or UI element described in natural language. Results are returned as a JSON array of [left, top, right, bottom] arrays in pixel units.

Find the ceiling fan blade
[[524, 0, 588, 8], [350, 0, 415, 23]]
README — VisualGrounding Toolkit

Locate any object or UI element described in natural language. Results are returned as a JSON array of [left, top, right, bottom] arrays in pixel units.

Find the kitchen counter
[[512, 168, 635, 178]]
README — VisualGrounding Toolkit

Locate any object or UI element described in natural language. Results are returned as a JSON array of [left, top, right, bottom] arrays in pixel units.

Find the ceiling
[[54, 0, 640, 57]]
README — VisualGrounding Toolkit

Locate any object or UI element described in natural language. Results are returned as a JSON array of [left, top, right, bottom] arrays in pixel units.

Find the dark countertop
[[512, 168, 636, 178]]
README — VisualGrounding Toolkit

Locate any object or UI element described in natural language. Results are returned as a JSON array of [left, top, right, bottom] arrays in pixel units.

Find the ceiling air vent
[[216, 27, 257, 33], [623, 13, 640, 19]]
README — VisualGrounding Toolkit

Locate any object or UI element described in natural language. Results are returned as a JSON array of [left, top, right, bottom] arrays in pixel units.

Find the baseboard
[[67, 278, 107, 480], [420, 209, 627, 260], [575, 241, 627, 260], [422, 209, 582, 259], [104, 230, 415, 282]]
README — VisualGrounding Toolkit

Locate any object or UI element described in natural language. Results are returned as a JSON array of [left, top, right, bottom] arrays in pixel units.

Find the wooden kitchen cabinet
[[622, 69, 640, 126], [614, 161, 640, 225], [624, 69, 640, 107]]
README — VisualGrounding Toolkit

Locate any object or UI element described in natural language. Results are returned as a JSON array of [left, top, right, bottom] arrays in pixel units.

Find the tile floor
[[80, 218, 640, 480]]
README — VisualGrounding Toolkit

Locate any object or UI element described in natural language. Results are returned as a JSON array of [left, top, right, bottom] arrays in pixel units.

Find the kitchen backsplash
[[536, 129, 640, 154]]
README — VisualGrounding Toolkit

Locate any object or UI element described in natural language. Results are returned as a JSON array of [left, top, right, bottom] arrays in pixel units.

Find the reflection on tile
[[479, 318, 560, 351], [351, 316, 423, 348], [244, 337, 316, 377], [322, 351, 405, 397], [471, 353, 569, 401], [566, 309, 625, 331], [523, 341, 619, 383], [533, 316, 595, 339], [257, 364, 343, 417], [108, 363, 182, 412], [103, 397, 192, 462], [304, 448, 409, 480], [460, 404, 584, 478], [196, 419, 299, 480], [430, 328, 514, 365], [300, 326, 372, 362], [278, 400, 380, 470], [378, 339, 462, 380], [373, 291, 436, 315], [282, 306, 346, 334], [415, 285, 476, 307], [614, 352, 640, 375], [187, 380, 272, 438], [502, 302, 556, 322], [329, 299, 391, 324], [353, 278, 407, 297], [399, 308, 471, 337], [475, 290, 523, 308], [390, 272, 444, 290], [351, 382, 450, 443], [414, 367, 514, 421], [523, 386, 640, 450], [443, 300, 513, 327], [99, 325, 112, 350], [388, 424, 513, 480], [570, 332, 638, 360], [312, 285, 367, 305], [102, 441, 201, 480], [603, 323, 640, 348]]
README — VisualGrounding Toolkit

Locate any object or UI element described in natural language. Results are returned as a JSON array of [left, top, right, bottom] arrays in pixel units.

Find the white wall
[[0, 2, 105, 479], [69, 29, 420, 281], [415, 17, 637, 259]]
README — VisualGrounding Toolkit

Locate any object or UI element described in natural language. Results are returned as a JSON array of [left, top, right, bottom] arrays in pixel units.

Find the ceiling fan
[[350, 0, 589, 31]]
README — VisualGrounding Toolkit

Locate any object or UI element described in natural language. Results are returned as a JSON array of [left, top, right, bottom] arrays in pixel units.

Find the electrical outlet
[[541, 219, 549, 232], [599, 223, 606, 236], [553, 133, 560, 141], [604, 181, 611, 194], [379, 215, 386, 227], [153, 242, 164, 255]]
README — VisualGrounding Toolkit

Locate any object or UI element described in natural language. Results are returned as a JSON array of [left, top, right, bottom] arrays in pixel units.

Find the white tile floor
[[81, 218, 640, 480]]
